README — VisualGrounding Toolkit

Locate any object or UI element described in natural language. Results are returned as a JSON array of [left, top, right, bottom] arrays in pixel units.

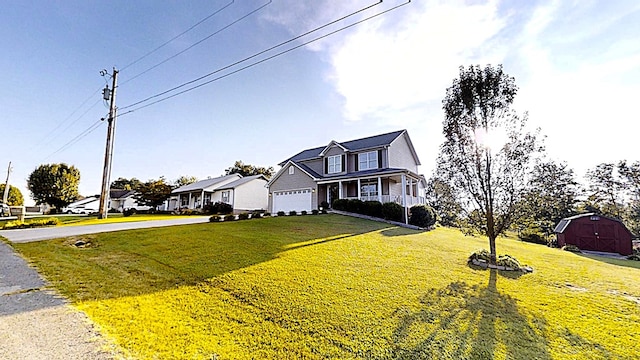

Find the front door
[[328, 184, 339, 208]]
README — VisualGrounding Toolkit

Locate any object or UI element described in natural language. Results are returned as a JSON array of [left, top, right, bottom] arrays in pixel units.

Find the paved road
[[0, 216, 210, 243], [0, 216, 210, 359]]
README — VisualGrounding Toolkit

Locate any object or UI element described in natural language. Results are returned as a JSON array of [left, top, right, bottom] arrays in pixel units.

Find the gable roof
[[553, 213, 631, 234], [278, 130, 406, 166], [266, 160, 319, 187], [172, 174, 241, 193], [216, 175, 268, 190], [110, 189, 135, 199]]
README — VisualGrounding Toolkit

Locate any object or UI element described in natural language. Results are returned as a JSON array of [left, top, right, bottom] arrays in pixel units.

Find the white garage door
[[273, 189, 312, 213]]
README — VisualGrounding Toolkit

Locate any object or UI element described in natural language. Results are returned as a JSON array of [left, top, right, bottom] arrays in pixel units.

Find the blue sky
[[2, 1, 639, 205]]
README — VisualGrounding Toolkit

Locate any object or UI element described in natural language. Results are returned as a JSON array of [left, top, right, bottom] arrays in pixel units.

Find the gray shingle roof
[[279, 130, 406, 165], [172, 174, 240, 193], [216, 175, 267, 190]]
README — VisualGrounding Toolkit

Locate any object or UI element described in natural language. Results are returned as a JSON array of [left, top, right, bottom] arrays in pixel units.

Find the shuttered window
[[358, 151, 379, 170], [327, 155, 342, 174]]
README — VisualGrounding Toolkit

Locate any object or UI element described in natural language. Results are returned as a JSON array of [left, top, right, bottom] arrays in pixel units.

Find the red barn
[[554, 213, 633, 255]]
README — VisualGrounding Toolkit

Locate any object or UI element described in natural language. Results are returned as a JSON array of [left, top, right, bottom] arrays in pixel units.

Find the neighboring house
[[267, 129, 426, 221], [554, 213, 633, 255], [170, 174, 268, 213], [108, 189, 151, 212]]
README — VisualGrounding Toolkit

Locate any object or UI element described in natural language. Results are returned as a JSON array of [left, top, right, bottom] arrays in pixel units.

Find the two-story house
[[267, 130, 426, 219]]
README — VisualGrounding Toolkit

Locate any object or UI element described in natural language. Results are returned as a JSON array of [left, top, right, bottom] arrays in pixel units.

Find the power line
[[120, 1, 409, 115], [41, 118, 106, 162], [120, 0, 388, 113], [120, 0, 235, 72], [122, 0, 261, 86]]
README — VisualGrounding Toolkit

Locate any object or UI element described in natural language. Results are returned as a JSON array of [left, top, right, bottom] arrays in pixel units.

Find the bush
[[301, 210, 307, 215], [345, 199, 364, 213], [311, 209, 319, 215], [518, 226, 548, 245], [264, 212, 271, 217], [562, 244, 581, 253], [108, 208, 121, 213], [496, 254, 521, 269], [319, 201, 330, 210], [238, 213, 250, 220], [627, 254, 640, 261], [468, 249, 492, 263], [382, 202, 404, 222], [362, 201, 383, 218], [123, 208, 136, 217], [289, 210, 297, 216], [224, 214, 236, 221], [204, 202, 233, 215], [2, 217, 60, 230], [209, 215, 222, 222], [332, 199, 348, 211], [409, 204, 436, 228], [277, 211, 285, 216]]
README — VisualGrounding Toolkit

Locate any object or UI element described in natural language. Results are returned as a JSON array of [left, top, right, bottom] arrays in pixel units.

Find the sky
[[1, 0, 639, 205]]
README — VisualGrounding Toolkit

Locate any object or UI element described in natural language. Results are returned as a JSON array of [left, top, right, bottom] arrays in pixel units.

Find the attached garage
[[272, 189, 312, 213], [554, 213, 633, 255]]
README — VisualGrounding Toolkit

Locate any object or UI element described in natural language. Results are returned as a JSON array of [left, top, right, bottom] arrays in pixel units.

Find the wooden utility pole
[[98, 68, 118, 219]]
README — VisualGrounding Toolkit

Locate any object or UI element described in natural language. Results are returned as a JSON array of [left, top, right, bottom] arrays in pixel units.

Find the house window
[[181, 195, 189, 207], [327, 155, 342, 174], [358, 151, 378, 170], [204, 193, 211, 205], [289, 166, 295, 175], [221, 191, 230, 203], [360, 180, 378, 197]]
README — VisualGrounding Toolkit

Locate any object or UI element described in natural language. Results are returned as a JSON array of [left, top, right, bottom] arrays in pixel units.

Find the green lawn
[[10, 215, 640, 359], [0, 213, 200, 229]]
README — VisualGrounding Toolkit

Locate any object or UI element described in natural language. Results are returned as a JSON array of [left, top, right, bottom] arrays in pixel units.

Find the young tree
[[520, 160, 580, 236], [174, 176, 198, 187], [618, 160, 640, 235], [110, 177, 142, 190], [425, 174, 462, 227], [0, 184, 24, 206], [27, 163, 80, 209], [225, 160, 274, 179], [133, 177, 173, 210], [583, 163, 624, 219], [438, 64, 543, 264]]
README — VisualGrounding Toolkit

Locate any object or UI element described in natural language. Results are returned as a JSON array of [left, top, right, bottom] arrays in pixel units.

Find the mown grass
[[11, 215, 640, 359], [0, 213, 199, 228]]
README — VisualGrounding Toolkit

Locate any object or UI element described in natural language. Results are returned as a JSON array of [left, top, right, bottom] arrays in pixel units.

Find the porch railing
[[342, 195, 426, 206]]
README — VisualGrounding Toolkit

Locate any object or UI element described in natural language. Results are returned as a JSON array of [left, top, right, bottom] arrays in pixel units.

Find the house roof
[[171, 174, 241, 193], [279, 130, 406, 166], [110, 189, 135, 199], [553, 213, 630, 234], [216, 175, 268, 190]]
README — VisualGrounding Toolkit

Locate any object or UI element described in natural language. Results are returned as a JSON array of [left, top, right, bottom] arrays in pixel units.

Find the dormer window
[[358, 151, 379, 170], [327, 155, 342, 174]]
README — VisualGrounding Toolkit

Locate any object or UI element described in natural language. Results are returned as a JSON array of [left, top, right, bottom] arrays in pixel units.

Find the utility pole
[[2, 161, 11, 211], [98, 68, 118, 219]]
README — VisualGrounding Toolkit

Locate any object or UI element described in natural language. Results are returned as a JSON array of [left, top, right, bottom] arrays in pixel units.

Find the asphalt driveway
[[0, 216, 210, 243]]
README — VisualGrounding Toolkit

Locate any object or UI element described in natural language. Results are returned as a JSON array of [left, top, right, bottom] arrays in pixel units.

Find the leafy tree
[[583, 163, 624, 219], [110, 177, 142, 190], [618, 160, 640, 235], [174, 176, 198, 187], [225, 161, 274, 179], [133, 177, 173, 210], [0, 184, 24, 206], [425, 174, 462, 227], [519, 160, 580, 236], [438, 64, 543, 264], [27, 163, 80, 209]]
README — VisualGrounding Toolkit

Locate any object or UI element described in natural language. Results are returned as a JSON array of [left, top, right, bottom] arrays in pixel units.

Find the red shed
[[554, 213, 633, 255]]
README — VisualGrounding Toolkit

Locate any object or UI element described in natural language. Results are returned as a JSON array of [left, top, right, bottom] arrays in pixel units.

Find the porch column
[[201, 189, 205, 208], [401, 174, 408, 224], [338, 181, 343, 199], [188, 193, 192, 209], [357, 178, 361, 200], [377, 177, 382, 203]]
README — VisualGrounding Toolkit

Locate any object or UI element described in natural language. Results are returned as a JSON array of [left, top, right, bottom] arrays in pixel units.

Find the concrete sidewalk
[[0, 216, 210, 243]]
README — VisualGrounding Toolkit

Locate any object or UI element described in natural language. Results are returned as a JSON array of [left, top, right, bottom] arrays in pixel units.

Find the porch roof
[[316, 168, 424, 183]]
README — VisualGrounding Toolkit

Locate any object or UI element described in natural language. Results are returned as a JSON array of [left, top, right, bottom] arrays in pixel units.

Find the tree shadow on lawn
[[390, 270, 551, 359], [576, 253, 640, 270], [380, 227, 423, 237], [15, 215, 390, 303]]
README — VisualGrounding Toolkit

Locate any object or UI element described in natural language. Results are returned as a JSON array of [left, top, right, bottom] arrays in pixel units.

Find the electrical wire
[[120, 0, 269, 86], [120, 0, 235, 72], [120, 0, 386, 112], [41, 118, 105, 161], [119, 0, 409, 115]]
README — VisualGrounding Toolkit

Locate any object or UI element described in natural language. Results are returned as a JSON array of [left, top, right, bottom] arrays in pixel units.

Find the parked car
[[0, 202, 9, 217], [62, 206, 97, 215]]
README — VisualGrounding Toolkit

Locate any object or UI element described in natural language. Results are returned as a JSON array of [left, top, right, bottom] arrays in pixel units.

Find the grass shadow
[[390, 270, 550, 359], [11, 215, 388, 303], [380, 227, 423, 237], [577, 253, 640, 270]]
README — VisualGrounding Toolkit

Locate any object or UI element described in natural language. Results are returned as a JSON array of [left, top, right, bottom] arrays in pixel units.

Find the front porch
[[317, 173, 426, 208]]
